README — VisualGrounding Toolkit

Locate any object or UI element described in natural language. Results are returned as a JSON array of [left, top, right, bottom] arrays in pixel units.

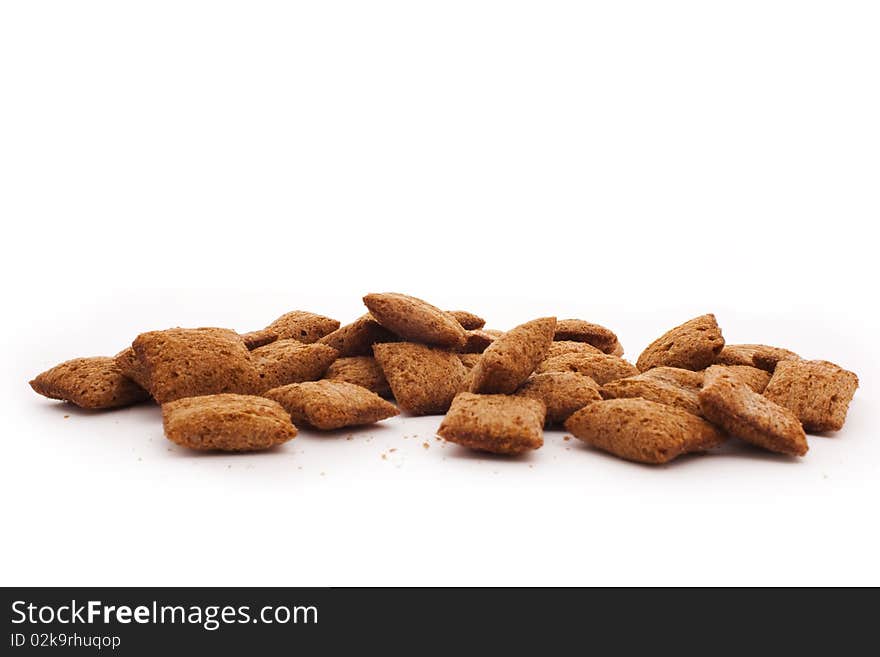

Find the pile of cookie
[[29, 293, 859, 464]]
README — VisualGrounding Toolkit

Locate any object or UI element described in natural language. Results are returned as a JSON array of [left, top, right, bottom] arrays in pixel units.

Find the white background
[[1, 1, 877, 586]]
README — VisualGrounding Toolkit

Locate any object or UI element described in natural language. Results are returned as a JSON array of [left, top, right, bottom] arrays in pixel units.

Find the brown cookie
[[460, 329, 497, 354], [239, 329, 278, 350], [438, 392, 546, 455], [715, 344, 800, 372], [565, 398, 726, 464], [162, 393, 297, 451], [600, 375, 702, 417], [130, 328, 261, 404], [705, 364, 771, 393], [114, 347, 152, 391], [318, 314, 398, 357], [448, 310, 486, 330], [264, 380, 399, 430], [251, 340, 338, 391], [323, 356, 391, 397], [263, 310, 340, 344], [536, 352, 638, 385], [763, 359, 859, 432], [469, 317, 556, 394], [636, 314, 725, 372], [554, 319, 623, 355], [698, 369, 808, 456], [363, 292, 467, 348], [516, 372, 602, 425], [545, 340, 603, 359], [373, 342, 468, 415], [30, 356, 150, 409], [638, 366, 704, 392]]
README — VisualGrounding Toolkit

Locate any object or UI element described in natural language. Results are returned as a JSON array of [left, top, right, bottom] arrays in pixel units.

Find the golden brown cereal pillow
[[438, 392, 546, 455], [114, 347, 152, 391], [239, 329, 278, 350], [264, 380, 399, 430], [162, 394, 297, 451], [469, 317, 556, 394], [535, 352, 638, 385], [130, 327, 261, 404], [715, 344, 800, 372], [515, 372, 602, 425], [250, 340, 337, 391], [323, 356, 391, 397], [636, 314, 724, 372], [565, 398, 725, 464], [704, 364, 770, 394], [460, 329, 497, 354], [554, 319, 623, 356], [545, 340, 603, 360], [318, 313, 398, 357], [264, 310, 340, 343], [699, 368, 807, 456], [373, 342, 468, 415], [638, 366, 704, 392], [600, 375, 702, 417], [448, 310, 486, 330], [363, 293, 467, 348], [30, 356, 149, 409], [763, 359, 858, 432]]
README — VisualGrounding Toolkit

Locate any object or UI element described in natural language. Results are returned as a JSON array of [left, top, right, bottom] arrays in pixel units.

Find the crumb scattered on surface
[[423, 442, 430, 449], [563, 435, 571, 441]]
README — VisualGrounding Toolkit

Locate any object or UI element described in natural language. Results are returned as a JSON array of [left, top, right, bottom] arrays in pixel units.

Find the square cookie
[[363, 292, 467, 348], [131, 327, 261, 404], [162, 394, 297, 451], [564, 398, 726, 464], [469, 317, 556, 394], [763, 359, 858, 432], [251, 339, 338, 391], [438, 392, 546, 455], [264, 380, 399, 430], [373, 342, 468, 415], [637, 314, 724, 372], [30, 356, 150, 409]]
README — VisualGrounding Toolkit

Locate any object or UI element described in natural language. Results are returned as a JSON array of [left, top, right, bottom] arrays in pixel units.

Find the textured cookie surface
[[705, 364, 771, 394], [515, 372, 602, 425], [554, 319, 623, 355], [469, 317, 556, 394], [131, 328, 260, 404], [600, 375, 701, 417], [460, 329, 497, 354], [699, 369, 808, 456], [264, 380, 399, 430], [536, 352, 638, 385], [251, 340, 338, 391], [438, 392, 546, 455], [457, 353, 481, 370], [715, 344, 800, 372], [239, 329, 278, 350], [318, 314, 398, 357], [565, 398, 726, 464], [323, 356, 391, 396], [763, 359, 858, 432], [448, 310, 486, 331], [30, 357, 149, 409], [636, 314, 725, 372], [162, 394, 297, 451], [373, 342, 468, 415], [545, 340, 603, 359], [363, 293, 467, 348], [114, 347, 152, 391], [638, 366, 704, 391], [263, 311, 340, 344]]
